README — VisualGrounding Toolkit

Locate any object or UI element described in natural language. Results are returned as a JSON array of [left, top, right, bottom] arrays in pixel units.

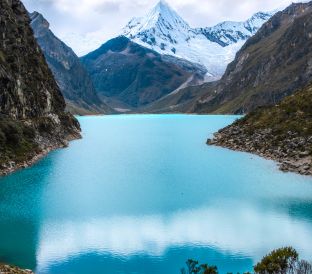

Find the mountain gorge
[[123, 0, 273, 80], [30, 12, 112, 115], [0, 0, 81, 175], [188, 1, 312, 114]]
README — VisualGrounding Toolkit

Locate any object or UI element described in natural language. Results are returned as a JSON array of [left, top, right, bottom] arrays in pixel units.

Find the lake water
[[0, 115, 312, 274]]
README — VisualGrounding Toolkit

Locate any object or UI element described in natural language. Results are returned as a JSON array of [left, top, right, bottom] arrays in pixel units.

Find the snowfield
[[123, 0, 273, 80]]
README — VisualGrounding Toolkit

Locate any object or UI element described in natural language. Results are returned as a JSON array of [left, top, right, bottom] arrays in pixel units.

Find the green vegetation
[[254, 247, 298, 274], [239, 84, 312, 138], [0, 117, 38, 168], [181, 259, 218, 274], [181, 247, 312, 274]]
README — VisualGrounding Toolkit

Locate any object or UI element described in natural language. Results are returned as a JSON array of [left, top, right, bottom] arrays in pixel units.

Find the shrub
[[254, 247, 298, 274], [181, 247, 312, 274], [181, 259, 218, 274]]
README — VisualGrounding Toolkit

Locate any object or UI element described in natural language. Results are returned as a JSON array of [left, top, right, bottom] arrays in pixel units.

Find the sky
[[23, 0, 308, 56]]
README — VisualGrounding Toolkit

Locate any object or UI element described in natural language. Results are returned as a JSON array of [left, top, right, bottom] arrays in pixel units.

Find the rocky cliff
[[208, 83, 312, 176], [30, 11, 112, 115], [0, 0, 81, 175], [190, 2, 312, 114]]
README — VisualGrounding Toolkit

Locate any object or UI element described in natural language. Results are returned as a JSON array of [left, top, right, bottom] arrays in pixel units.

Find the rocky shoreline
[[0, 133, 81, 177], [0, 264, 33, 274], [207, 125, 312, 176]]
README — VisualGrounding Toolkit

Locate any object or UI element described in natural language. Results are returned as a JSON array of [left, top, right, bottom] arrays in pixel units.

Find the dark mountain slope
[[30, 12, 112, 115], [208, 83, 312, 175], [190, 2, 312, 114], [80, 36, 206, 110], [139, 82, 217, 113], [0, 0, 80, 175]]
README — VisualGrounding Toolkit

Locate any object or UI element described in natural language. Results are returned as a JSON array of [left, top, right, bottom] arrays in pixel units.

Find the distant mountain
[[30, 12, 112, 115], [0, 0, 80, 175], [188, 1, 312, 114], [197, 12, 275, 47], [80, 36, 207, 110], [123, 0, 272, 80]]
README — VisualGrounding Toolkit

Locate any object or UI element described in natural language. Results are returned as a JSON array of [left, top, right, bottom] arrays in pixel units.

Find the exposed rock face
[[190, 2, 312, 114], [0, 0, 81, 175], [0, 264, 33, 274], [207, 84, 312, 176], [29, 11, 112, 115], [81, 36, 206, 110]]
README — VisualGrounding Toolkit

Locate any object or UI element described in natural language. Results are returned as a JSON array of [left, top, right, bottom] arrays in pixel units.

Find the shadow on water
[[0, 149, 66, 270], [36, 246, 253, 274]]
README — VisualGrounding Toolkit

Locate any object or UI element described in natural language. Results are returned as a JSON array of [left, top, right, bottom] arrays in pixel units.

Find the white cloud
[[37, 204, 312, 271], [22, 0, 308, 56]]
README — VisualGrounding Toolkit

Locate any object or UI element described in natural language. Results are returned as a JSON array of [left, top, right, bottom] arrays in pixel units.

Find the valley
[[0, 0, 312, 273]]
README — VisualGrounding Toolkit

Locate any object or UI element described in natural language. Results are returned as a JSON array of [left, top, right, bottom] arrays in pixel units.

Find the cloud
[[95, 1, 121, 14], [22, 0, 306, 56], [37, 204, 312, 270]]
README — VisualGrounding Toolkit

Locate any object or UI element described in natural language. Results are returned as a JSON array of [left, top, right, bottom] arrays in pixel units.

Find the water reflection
[[0, 115, 311, 274], [37, 202, 312, 272]]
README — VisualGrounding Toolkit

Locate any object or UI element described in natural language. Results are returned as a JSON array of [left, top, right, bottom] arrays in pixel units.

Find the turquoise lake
[[0, 115, 312, 274]]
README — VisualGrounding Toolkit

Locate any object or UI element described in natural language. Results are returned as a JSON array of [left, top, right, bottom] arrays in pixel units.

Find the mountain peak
[[29, 11, 50, 30], [123, 3, 273, 77], [154, 0, 171, 12], [123, 1, 190, 44], [145, 0, 189, 29]]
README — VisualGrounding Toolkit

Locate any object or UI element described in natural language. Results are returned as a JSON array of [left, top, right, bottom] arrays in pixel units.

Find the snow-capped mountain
[[123, 0, 273, 80], [197, 12, 273, 47]]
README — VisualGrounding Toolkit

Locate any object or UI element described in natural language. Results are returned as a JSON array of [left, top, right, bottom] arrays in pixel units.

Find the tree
[[254, 247, 298, 274], [200, 264, 218, 274], [181, 259, 218, 274]]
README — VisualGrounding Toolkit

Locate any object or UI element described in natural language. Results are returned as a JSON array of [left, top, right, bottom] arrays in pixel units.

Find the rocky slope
[[81, 36, 206, 110], [190, 1, 312, 114], [30, 11, 112, 115], [123, 0, 272, 80], [208, 83, 312, 176], [0, 0, 81, 175], [139, 82, 217, 113]]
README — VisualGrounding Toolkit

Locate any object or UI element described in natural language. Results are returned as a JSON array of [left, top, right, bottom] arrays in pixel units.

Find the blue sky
[[23, 0, 308, 56]]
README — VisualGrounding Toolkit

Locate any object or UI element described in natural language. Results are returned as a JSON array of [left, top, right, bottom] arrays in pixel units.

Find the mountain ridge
[[30, 11, 113, 115], [0, 0, 81, 175], [80, 36, 206, 110], [123, 1, 273, 79], [184, 1, 312, 114]]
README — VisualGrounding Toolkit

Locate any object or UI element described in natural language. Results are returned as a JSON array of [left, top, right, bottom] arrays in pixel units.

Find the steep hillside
[[30, 12, 112, 115], [208, 83, 312, 176], [81, 36, 206, 109], [139, 82, 217, 113], [0, 0, 81, 175], [191, 2, 312, 114], [123, 0, 272, 79]]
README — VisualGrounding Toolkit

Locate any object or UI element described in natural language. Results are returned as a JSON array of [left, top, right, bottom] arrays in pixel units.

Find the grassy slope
[[238, 83, 312, 139], [190, 2, 312, 114], [209, 83, 312, 175]]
